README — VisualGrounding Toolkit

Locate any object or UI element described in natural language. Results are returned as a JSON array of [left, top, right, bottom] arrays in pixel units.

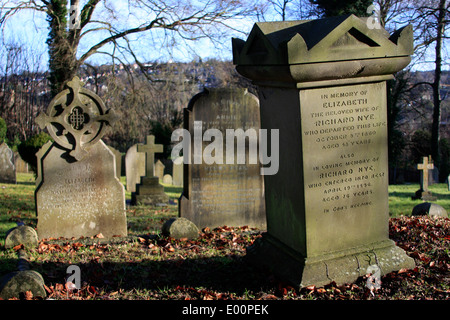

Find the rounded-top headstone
[[0, 270, 46, 299], [162, 174, 172, 185], [4, 226, 39, 249], [412, 202, 448, 218], [162, 217, 199, 239]]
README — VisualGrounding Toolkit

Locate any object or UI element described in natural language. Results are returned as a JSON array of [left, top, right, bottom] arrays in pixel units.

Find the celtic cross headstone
[[36, 76, 118, 161], [35, 76, 127, 240]]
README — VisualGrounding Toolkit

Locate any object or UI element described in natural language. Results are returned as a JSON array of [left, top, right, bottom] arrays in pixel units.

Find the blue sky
[[0, 1, 255, 71], [0, 1, 447, 73]]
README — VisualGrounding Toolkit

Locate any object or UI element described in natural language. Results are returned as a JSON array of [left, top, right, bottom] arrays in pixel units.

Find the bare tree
[[0, 0, 260, 97], [374, 0, 449, 178], [0, 40, 49, 142], [401, 0, 449, 169], [269, 0, 294, 21]]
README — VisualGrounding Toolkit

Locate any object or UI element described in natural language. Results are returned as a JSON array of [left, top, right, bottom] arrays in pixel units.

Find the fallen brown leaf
[[13, 244, 24, 251], [24, 291, 33, 300]]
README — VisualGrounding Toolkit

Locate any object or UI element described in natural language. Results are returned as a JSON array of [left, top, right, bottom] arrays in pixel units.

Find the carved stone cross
[[417, 156, 434, 192], [137, 135, 163, 178], [35, 76, 117, 161]]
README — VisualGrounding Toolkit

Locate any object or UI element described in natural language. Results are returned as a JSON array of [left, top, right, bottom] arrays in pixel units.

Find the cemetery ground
[[0, 173, 449, 301]]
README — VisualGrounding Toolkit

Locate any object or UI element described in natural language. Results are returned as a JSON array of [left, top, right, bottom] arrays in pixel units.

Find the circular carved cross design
[[36, 76, 117, 161], [68, 106, 89, 130]]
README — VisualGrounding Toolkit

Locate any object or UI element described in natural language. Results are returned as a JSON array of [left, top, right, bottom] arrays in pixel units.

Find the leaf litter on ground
[[6, 217, 449, 300]]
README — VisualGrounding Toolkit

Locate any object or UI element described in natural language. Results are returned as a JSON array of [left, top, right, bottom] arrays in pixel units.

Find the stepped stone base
[[131, 177, 169, 205]]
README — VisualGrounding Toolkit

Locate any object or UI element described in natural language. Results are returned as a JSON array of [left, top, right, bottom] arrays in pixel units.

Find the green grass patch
[[389, 183, 450, 217], [0, 173, 449, 300]]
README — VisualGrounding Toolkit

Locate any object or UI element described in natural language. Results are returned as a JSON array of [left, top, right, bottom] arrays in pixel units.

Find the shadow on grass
[[1, 255, 273, 297], [389, 190, 449, 200], [389, 192, 416, 198], [16, 180, 35, 186]]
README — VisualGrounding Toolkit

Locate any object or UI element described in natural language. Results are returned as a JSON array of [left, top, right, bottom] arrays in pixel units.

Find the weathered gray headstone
[[233, 15, 415, 288], [0, 248, 46, 299], [108, 145, 122, 178], [125, 144, 146, 193], [14, 152, 29, 173], [162, 217, 199, 239], [162, 174, 172, 185], [5, 226, 39, 249], [155, 160, 165, 180], [0, 142, 16, 184], [179, 88, 266, 230], [412, 202, 448, 218], [0, 270, 46, 299], [35, 76, 127, 240], [172, 156, 183, 187], [131, 135, 169, 205]]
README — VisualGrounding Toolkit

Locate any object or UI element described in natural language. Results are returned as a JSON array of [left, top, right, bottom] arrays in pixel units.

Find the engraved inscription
[[180, 89, 265, 229], [301, 83, 388, 216]]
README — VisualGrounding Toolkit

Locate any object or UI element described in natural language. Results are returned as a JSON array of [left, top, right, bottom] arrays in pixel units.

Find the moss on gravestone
[[0, 270, 46, 299]]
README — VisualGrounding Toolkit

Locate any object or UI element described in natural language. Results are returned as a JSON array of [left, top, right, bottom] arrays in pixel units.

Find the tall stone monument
[[233, 15, 415, 287], [131, 135, 169, 205], [179, 88, 266, 230], [35, 76, 127, 239], [0, 143, 16, 184]]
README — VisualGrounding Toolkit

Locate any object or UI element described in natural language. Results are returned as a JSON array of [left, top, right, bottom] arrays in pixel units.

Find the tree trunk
[[47, 0, 79, 97], [430, 0, 446, 170]]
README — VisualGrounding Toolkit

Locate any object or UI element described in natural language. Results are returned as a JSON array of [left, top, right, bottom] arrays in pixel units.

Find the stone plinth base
[[131, 177, 169, 205], [412, 189, 437, 201], [246, 233, 415, 288]]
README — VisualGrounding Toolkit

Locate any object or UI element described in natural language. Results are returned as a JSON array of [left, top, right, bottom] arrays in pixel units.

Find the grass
[[0, 173, 449, 300], [389, 183, 450, 216]]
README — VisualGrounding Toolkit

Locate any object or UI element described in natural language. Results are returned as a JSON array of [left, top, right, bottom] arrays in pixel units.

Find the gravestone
[[14, 152, 29, 173], [233, 15, 415, 288], [0, 143, 16, 184], [163, 174, 172, 185], [415, 156, 437, 201], [125, 144, 146, 192], [155, 160, 165, 180], [412, 202, 448, 218], [35, 76, 127, 240], [172, 156, 183, 187], [5, 225, 38, 249], [108, 145, 122, 178], [0, 248, 46, 299], [162, 217, 199, 239], [429, 167, 439, 185], [179, 88, 266, 230], [0, 270, 46, 300], [131, 135, 169, 205]]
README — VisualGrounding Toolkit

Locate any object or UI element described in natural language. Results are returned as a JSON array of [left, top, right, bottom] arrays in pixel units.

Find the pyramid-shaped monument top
[[233, 15, 413, 83]]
